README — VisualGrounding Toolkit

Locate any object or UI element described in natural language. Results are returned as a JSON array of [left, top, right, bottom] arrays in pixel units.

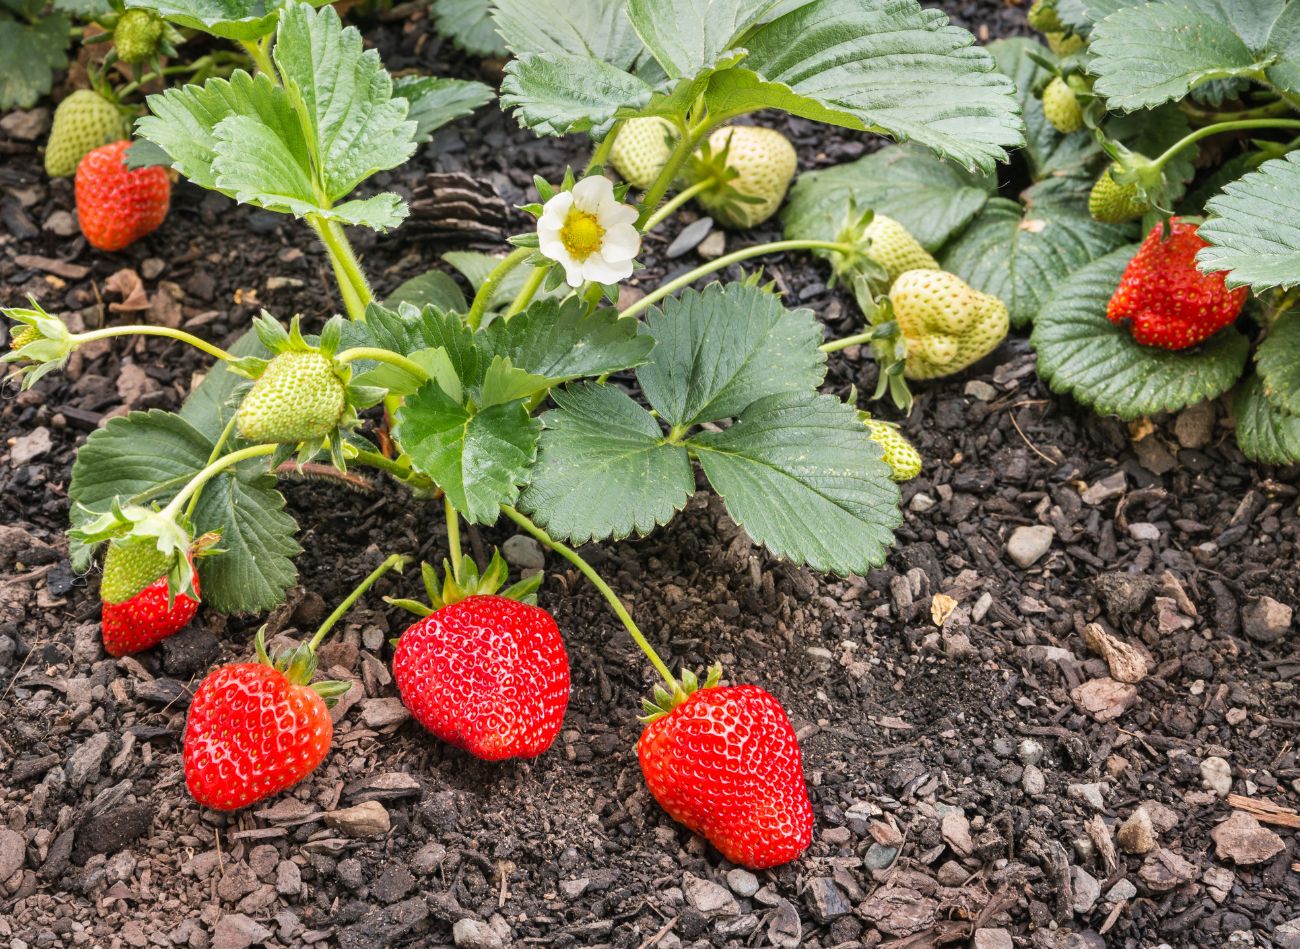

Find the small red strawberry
[[1107, 219, 1247, 350], [102, 553, 200, 656], [393, 594, 569, 761], [75, 140, 170, 252], [638, 677, 814, 869]]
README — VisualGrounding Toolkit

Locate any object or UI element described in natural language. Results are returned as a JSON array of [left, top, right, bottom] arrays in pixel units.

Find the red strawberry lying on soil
[[75, 140, 170, 252], [393, 594, 570, 760], [638, 683, 814, 869], [1107, 219, 1247, 350], [101, 552, 200, 656]]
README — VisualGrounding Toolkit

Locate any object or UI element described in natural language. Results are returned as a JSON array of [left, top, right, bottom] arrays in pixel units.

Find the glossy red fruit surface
[[101, 565, 199, 657], [638, 684, 814, 869], [393, 595, 569, 761], [183, 662, 333, 811], [75, 140, 170, 252]]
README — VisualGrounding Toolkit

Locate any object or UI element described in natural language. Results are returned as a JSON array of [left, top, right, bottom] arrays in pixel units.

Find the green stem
[[117, 56, 215, 98], [310, 218, 373, 321], [820, 331, 875, 354], [586, 123, 621, 175], [1179, 97, 1294, 125], [1150, 118, 1300, 173], [185, 415, 239, 520], [501, 505, 678, 691], [642, 178, 716, 231], [162, 444, 277, 520], [445, 497, 463, 584], [335, 347, 431, 380], [308, 553, 408, 651], [239, 38, 275, 77], [619, 239, 856, 321], [74, 325, 235, 363], [352, 448, 432, 490], [504, 265, 548, 319], [466, 247, 532, 330]]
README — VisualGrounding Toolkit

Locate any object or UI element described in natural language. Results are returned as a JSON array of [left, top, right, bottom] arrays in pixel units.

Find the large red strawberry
[[99, 538, 199, 656], [1107, 219, 1247, 350], [184, 658, 334, 811], [75, 140, 170, 252], [393, 594, 569, 760], [638, 682, 814, 869]]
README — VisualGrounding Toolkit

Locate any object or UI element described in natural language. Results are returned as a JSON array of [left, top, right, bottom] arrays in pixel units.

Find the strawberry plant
[[4, 0, 1028, 866]]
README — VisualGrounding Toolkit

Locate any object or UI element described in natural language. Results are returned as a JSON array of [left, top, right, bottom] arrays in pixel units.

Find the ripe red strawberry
[[75, 140, 170, 252], [638, 684, 814, 869], [393, 594, 569, 760], [101, 554, 200, 656], [1107, 219, 1247, 350], [184, 660, 333, 811]]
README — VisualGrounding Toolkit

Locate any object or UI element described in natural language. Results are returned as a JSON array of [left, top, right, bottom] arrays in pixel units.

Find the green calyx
[[253, 626, 351, 704], [113, 9, 165, 64], [73, 500, 218, 604], [231, 313, 383, 469], [2, 297, 76, 389], [386, 549, 542, 618], [850, 290, 915, 414], [639, 663, 723, 723]]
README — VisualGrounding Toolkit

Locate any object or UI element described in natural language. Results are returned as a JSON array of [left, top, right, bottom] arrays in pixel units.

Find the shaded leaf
[[392, 75, 494, 143], [1255, 307, 1300, 416], [1198, 150, 1300, 292], [1233, 373, 1300, 464]]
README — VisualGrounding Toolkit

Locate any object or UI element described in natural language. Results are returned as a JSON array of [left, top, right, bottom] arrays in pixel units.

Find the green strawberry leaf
[[385, 268, 468, 313], [986, 38, 1099, 181], [70, 410, 300, 613], [1197, 150, 1300, 292], [637, 282, 826, 428], [941, 179, 1134, 328], [138, 3, 415, 230], [431, 0, 507, 58], [499, 53, 653, 136], [482, 296, 654, 381], [391, 75, 494, 144], [124, 0, 318, 40], [1031, 246, 1250, 419], [0, 13, 69, 111], [782, 144, 993, 251], [689, 391, 900, 575], [478, 356, 555, 407], [52, 0, 111, 13], [1255, 308, 1300, 416], [519, 383, 694, 543], [1233, 373, 1300, 464], [1089, 0, 1300, 111], [394, 382, 540, 524], [494, 0, 645, 70], [625, 0, 771, 79], [702, 0, 1024, 173]]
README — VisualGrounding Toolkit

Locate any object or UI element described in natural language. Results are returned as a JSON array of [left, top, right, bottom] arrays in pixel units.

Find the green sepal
[[638, 662, 724, 723], [253, 312, 294, 353], [310, 680, 353, 707], [543, 265, 568, 293], [71, 499, 202, 603], [508, 232, 541, 248], [386, 547, 541, 616], [534, 175, 555, 202], [2, 296, 77, 389], [226, 355, 270, 381]]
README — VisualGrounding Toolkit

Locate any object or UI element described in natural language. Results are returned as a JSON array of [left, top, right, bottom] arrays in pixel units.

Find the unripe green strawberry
[[114, 9, 164, 64], [236, 351, 347, 444], [45, 91, 128, 178], [692, 126, 797, 230], [890, 270, 1009, 380], [1089, 167, 1148, 224], [1027, 0, 1064, 33], [1046, 31, 1084, 57], [101, 536, 172, 604], [863, 215, 938, 287], [864, 418, 922, 482], [1042, 77, 1083, 134], [609, 117, 676, 191]]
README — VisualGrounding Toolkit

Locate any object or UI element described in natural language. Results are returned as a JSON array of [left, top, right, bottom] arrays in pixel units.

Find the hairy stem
[[352, 448, 433, 490], [445, 497, 463, 584], [642, 178, 716, 232], [586, 123, 621, 175], [1151, 118, 1300, 173], [820, 330, 875, 354], [501, 506, 678, 690], [74, 325, 235, 363], [618, 239, 856, 320], [466, 247, 532, 330], [239, 38, 275, 77], [1179, 96, 1294, 125], [162, 444, 277, 520], [310, 218, 373, 321], [185, 415, 239, 520], [504, 265, 548, 319], [308, 553, 408, 651], [335, 347, 431, 380]]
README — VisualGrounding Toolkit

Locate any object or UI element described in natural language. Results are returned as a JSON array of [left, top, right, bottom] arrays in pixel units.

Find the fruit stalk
[[445, 497, 464, 585], [185, 415, 240, 519], [162, 443, 278, 520], [820, 329, 878, 354], [1146, 118, 1300, 176], [72, 324, 236, 363], [585, 122, 622, 175], [500, 505, 679, 691], [334, 347, 432, 381], [504, 265, 549, 319], [239, 37, 276, 77], [618, 239, 857, 320], [308, 553, 409, 650], [641, 177, 717, 232], [309, 218, 373, 321], [466, 247, 533, 329]]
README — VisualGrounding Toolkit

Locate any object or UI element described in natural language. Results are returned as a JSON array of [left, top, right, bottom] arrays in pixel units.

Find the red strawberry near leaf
[[1107, 219, 1248, 350], [637, 667, 814, 869], [75, 140, 170, 252], [101, 547, 200, 657], [184, 555, 407, 811], [390, 553, 569, 761]]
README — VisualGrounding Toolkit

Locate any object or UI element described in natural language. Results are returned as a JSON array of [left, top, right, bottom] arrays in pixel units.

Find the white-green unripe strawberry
[[114, 9, 165, 64], [863, 418, 922, 482], [236, 350, 347, 444], [1088, 166, 1149, 223], [890, 270, 1009, 380], [1042, 77, 1083, 134], [688, 126, 797, 230], [45, 90, 129, 178], [1046, 31, 1084, 57], [863, 216, 939, 287], [609, 117, 677, 191]]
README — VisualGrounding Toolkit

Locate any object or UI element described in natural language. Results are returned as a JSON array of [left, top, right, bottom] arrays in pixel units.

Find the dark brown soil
[[2, 3, 1298, 948]]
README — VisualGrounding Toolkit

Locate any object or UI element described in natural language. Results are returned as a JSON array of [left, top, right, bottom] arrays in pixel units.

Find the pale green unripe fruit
[[236, 351, 347, 444]]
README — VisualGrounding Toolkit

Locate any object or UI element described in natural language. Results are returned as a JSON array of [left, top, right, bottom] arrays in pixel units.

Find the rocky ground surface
[[1, 1, 1298, 947]]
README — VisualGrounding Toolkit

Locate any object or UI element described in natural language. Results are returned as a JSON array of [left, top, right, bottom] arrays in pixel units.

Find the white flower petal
[[561, 260, 587, 287], [600, 224, 641, 262], [602, 203, 639, 228], [537, 191, 573, 227], [581, 256, 633, 285], [538, 233, 569, 262], [572, 175, 614, 210]]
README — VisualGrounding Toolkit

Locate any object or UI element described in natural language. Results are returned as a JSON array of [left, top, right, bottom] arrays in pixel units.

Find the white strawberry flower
[[537, 175, 641, 287]]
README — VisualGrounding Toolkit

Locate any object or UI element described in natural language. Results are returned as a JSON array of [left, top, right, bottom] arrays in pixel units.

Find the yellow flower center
[[560, 208, 604, 262]]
